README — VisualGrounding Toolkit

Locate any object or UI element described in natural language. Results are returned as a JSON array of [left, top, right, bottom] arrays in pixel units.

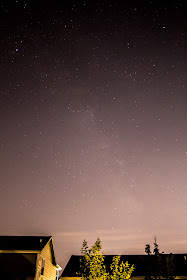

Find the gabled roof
[[0, 236, 58, 266], [61, 254, 187, 277], [0, 236, 51, 251], [48, 236, 57, 266]]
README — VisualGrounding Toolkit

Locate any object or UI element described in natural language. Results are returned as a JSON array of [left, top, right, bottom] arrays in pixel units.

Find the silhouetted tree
[[145, 244, 152, 255], [161, 253, 175, 279], [153, 236, 159, 256], [145, 244, 152, 280], [145, 236, 175, 280], [79, 239, 90, 278], [153, 236, 162, 279]]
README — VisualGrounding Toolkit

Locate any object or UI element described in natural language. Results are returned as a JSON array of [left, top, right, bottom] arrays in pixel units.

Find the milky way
[[0, 0, 186, 269]]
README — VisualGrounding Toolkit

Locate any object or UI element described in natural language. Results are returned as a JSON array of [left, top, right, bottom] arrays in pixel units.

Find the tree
[[145, 244, 152, 255], [110, 255, 134, 280], [145, 237, 176, 280], [161, 253, 175, 280], [79, 239, 90, 279], [153, 236, 161, 279], [77, 238, 134, 280], [78, 238, 108, 280], [153, 236, 159, 256], [145, 243, 152, 279], [81, 239, 88, 255]]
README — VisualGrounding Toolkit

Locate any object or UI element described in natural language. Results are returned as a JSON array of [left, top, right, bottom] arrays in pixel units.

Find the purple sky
[[0, 0, 186, 269]]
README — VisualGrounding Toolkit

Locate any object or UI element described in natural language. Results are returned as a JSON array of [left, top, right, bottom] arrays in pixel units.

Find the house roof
[[0, 236, 51, 251], [0, 236, 58, 267], [61, 254, 187, 277]]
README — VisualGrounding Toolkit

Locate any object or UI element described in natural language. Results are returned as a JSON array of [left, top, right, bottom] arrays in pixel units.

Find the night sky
[[0, 0, 186, 269]]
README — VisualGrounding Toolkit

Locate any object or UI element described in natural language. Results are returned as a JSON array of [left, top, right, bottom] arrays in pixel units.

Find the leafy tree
[[153, 236, 159, 256], [110, 255, 134, 280], [79, 239, 90, 278], [81, 239, 88, 255], [77, 238, 134, 280], [145, 244, 152, 255], [78, 238, 108, 280], [145, 244, 152, 279]]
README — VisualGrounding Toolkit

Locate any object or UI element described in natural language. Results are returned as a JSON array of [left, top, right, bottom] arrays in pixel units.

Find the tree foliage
[[110, 255, 134, 280], [153, 236, 161, 279], [153, 236, 159, 256], [145, 244, 152, 255], [77, 238, 134, 280], [162, 254, 175, 280], [78, 238, 108, 280], [145, 236, 176, 279]]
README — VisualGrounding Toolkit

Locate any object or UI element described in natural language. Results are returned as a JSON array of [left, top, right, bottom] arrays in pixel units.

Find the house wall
[[34, 240, 56, 280]]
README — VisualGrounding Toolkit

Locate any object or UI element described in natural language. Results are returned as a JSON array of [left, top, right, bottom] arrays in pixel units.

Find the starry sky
[[0, 0, 186, 270]]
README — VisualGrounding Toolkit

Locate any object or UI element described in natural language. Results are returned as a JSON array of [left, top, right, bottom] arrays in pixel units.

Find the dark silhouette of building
[[60, 254, 187, 279]]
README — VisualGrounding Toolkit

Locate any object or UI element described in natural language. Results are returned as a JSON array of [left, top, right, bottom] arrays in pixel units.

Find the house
[[60, 254, 187, 280], [0, 235, 62, 280]]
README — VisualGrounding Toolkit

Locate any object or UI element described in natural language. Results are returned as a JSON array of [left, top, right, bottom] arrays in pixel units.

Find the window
[[41, 258, 45, 275]]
